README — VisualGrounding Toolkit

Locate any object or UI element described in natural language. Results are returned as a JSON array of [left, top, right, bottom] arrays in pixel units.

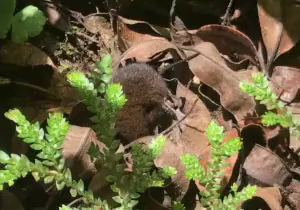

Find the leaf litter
[[2, 0, 300, 209]]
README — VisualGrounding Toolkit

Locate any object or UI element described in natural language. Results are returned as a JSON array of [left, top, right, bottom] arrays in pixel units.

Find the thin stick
[[160, 98, 199, 136], [221, 0, 235, 25], [158, 51, 199, 75]]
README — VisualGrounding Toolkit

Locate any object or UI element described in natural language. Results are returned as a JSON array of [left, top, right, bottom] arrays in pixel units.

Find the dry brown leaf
[[176, 82, 211, 131], [117, 16, 169, 52], [190, 24, 260, 67], [63, 125, 107, 179], [187, 41, 256, 126], [241, 187, 283, 210], [115, 38, 184, 67], [257, 0, 300, 59], [286, 178, 300, 209], [243, 144, 292, 187], [0, 41, 56, 68], [0, 41, 78, 104], [270, 66, 300, 103]]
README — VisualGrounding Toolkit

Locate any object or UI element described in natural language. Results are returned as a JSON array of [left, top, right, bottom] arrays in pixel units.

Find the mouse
[[112, 62, 169, 144]]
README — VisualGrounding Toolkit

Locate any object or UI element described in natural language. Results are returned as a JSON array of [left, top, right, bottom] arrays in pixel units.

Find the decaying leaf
[[63, 125, 107, 179], [243, 144, 292, 187], [257, 0, 300, 60], [270, 66, 300, 103], [116, 38, 184, 67], [117, 16, 169, 52], [190, 24, 260, 68], [186, 41, 256, 126], [241, 187, 283, 210]]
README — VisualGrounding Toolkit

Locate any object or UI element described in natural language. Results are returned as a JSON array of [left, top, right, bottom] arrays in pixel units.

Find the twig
[[160, 98, 199, 136], [158, 50, 200, 75], [0, 76, 58, 98], [197, 84, 221, 108], [221, 0, 235, 25]]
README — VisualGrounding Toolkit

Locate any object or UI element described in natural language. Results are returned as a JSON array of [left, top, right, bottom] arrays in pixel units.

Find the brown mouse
[[112, 63, 169, 144]]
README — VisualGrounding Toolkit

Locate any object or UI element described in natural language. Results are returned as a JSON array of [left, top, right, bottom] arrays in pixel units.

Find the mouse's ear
[[119, 57, 137, 68]]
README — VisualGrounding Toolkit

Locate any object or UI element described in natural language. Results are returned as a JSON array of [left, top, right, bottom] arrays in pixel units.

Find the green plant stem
[[67, 197, 84, 207]]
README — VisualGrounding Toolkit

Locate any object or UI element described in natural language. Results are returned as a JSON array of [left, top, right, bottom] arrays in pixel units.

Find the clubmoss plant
[[182, 121, 257, 209], [67, 55, 176, 209], [0, 110, 107, 209], [0, 55, 176, 210], [239, 72, 300, 137]]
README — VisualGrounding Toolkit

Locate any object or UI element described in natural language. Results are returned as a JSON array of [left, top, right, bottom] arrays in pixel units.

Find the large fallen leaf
[[116, 38, 184, 67], [241, 187, 283, 210], [187, 41, 256, 126], [243, 144, 292, 187], [257, 0, 300, 60], [63, 126, 106, 179], [286, 178, 300, 209], [117, 16, 169, 52], [270, 66, 300, 103], [176, 82, 211, 132], [190, 24, 260, 68]]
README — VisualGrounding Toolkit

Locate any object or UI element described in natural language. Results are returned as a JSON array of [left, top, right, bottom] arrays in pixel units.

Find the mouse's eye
[[145, 104, 156, 114]]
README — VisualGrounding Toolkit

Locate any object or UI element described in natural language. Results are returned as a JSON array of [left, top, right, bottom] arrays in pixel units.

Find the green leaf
[[112, 195, 123, 204], [0, 151, 10, 162], [70, 188, 77, 197], [128, 199, 139, 208], [77, 179, 84, 194], [56, 181, 65, 190], [106, 175, 116, 183], [64, 168, 72, 182], [30, 143, 43, 150], [11, 5, 46, 43], [32, 172, 40, 181], [101, 74, 112, 84], [0, 0, 16, 38], [96, 54, 113, 70], [57, 158, 65, 171], [44, 175, 54, 184], [101, 54, 113, 67], [130, 192, 140, 199], [4, 109, 24, 123]]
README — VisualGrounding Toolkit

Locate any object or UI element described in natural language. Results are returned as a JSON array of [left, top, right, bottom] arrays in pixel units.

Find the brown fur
[[112, 63, 168, 143]]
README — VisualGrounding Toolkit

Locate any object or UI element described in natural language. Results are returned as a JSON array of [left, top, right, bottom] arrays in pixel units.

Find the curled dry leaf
[[285, 178, 300, 209], [176, 82, 211, 132], [117, 16, 169, 52], [0, 41, 78, 103], [241, 187, 283, 210], [243, 144, 292, 187], [186, 41, 256, 126], [0, 41, 78, 164], [257, 0, 300, 59], [241, 123, 290, 161], [270, 66, 300, 103], [190, 24, 260, 68], [63, 125, 107, 179], [115, 38, 184, 67]]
